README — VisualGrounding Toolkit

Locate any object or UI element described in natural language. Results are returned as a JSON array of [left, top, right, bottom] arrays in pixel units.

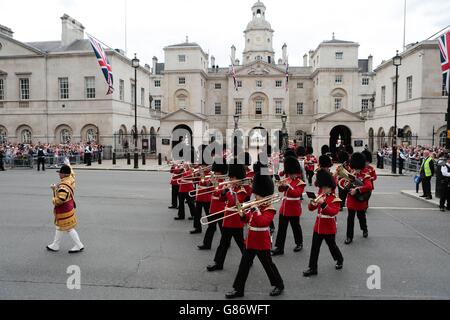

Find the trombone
[[189, 177, 253, 197], [200, 194, 281, 226]]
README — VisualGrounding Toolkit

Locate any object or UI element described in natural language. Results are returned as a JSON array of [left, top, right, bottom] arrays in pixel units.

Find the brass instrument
[[187, 174, 229, 197], [176, 165, 213, 183], [274, 176, 294, 190], [200, 194, 281, 226], [335, 165, 371, 202], [188, 177, 253, 197], [310, 193, 327, 206]]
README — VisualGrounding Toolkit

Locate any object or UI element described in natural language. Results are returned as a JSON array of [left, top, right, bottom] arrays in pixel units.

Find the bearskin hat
[[321, 145, 330, 155], [319, 155, 332, 168], [362, 150, 373, 164], [212, 157, 228, 174], [350, 152, 366, 170], [252, 173, 274, 197], [198, 144, 208, 165], [337, 151, 349, 164], [306, 146, 314, 155], [228, 163, 246, 179], [284, 149, 297, 159], [243, 152, 252, 166], [57, 165, 72, 175], [284, 156, 301, 174], [296, 146, 306, 157], [345, 145, 354, 155], [316, 169, 336, 189]]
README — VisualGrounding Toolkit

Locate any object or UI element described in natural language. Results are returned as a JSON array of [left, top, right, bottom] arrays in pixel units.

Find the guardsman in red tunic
[[198, 160, 228, 250], [226, 168, 284, 299], [175, 162, 197, 221], [335, 150, 350, 212], [47, 165, 84, 254], [345, 152, 374, 245], [191, 165, 212, 234], [272, 156, 306, 256], [315, 155, 337, 193], [362, 150, 377, 188], [303, 170, 343, 277], [169, 163, 182, 209], [243, 152, 254, 202], [305, 146, 318, 186], [207, 163, 249, 272]]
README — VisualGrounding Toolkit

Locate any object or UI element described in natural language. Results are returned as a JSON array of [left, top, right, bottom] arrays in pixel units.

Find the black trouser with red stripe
[[171, 185, 179, 208], [214, 228, 245, 267], [306, 170, 314, 185], [193, 201, 210, 231], [274, 215, 303, 250], [202, 213, 224, 248], [233, 249, 284, 293], [308, 232, 343, 271], [177, 192, 196, 219], [346, 209, 368, 239]]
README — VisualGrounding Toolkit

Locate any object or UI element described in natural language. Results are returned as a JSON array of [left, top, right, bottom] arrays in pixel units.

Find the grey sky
[[1, 0, 449, 68]]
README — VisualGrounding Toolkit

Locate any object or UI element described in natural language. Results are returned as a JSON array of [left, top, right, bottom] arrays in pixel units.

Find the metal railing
[[2, 153, 100, 169]]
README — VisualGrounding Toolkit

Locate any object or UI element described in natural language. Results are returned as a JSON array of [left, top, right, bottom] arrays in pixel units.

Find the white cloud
[[1, 0, 449, 67]]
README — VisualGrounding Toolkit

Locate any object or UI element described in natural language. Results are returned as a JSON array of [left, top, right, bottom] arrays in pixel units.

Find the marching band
[[167, 144, 375, 298]]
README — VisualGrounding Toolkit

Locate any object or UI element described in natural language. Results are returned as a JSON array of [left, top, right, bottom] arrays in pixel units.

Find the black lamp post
[[132, 53, 140, 169], [233, 114, 240, 132], [392, 50, 402, 174], [281, 111, 288, 153]]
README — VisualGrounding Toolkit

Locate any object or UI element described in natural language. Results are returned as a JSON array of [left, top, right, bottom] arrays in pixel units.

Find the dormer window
[[178, 55, 186, 63], [336, 52, 343, 60]]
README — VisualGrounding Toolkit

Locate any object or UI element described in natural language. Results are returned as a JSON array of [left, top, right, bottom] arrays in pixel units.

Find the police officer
[[37, 145, 46, 171], [439, 154, 450, 212], [0, 147, 5, 171], [84, 142, 93, 166]]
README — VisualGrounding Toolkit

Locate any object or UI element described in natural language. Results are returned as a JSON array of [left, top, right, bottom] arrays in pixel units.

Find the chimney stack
[[231, 45, 236, 64], [282, 43, 287, 64], [61, 14, 85, 47], [152, 56, 158, 74], [368, 55, 373, 72], [0, 24, 13, 38], [303, 54, 308, 67], [211, 55, 216, 68]]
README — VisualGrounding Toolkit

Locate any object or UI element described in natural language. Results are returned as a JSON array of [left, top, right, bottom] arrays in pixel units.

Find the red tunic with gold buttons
[[278, 177, 306, 217], [170, 165, 182, 186], [195, 173, 213, 203], [209, 179, 226, 215], [244, 168, 254, 198], [367, 165, 377, 188], [308, 193, 341, 235], [346, 168, 373, 211], [305, 155, 317, 172], [242, 205, 276, 251], [178, 170, 195, 193], [221, 186, 249, 229]]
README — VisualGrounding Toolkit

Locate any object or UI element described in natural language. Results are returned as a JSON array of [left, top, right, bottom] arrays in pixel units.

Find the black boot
[[335, 260, 344, 270], [190, 229, 202, 234], [198, 244, 211, 250], [225, 290, 244, 299], [207, 263, 223, 272], [270, 286, 284, 297], [271, 248, 284, 256], [363, 231, 369, 238], [303, 268, 318, 277], [293, 244, 303, 252], [344, 238, 353, 245]]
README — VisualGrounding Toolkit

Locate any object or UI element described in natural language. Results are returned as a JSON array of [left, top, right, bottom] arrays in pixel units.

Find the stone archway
[[368, 128, 374, 152], [172, 124, 193, 149], [330, 125, 352, 156]]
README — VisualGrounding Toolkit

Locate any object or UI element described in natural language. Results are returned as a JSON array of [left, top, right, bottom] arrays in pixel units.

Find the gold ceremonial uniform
[[52, 176, 77, 231]]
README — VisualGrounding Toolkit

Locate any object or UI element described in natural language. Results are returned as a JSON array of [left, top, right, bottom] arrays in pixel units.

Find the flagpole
[[403, 0, 407, 51], [86, 32, 115, 51], [446, 92, 450, 150], [124, 0, 128, 55]]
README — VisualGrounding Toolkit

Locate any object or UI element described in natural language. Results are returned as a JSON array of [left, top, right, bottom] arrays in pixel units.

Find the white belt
[[249, 227, 270, 232], [317, 214, 334, 219], [212, 196, 220, 200], [283, 197, 301, 201], [198, 186, 210, 189]]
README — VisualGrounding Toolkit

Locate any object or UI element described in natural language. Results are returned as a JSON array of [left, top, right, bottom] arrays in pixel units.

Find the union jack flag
[[231, 57, 238, 91], [438, 31, 450, 93], [285, 63, 289, 92], [88, 35, 114, 95]]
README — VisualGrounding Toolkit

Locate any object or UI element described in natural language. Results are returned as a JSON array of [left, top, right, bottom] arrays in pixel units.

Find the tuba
[[335, 165, 372, 202]]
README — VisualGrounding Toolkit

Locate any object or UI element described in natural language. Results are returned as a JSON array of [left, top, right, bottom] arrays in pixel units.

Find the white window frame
[[237, 80, 242, 88], [275, 100, 283, 114], [336, 52, 343, 60], [275, 80, 282, 88], [85, 77, 95, 99], [362, 78, 369, 86], [214, 102, 221, 115], [214, 83, 222, 90], [154, 99, 161, 111], [361, 99, 369, 112], [141, 87, 145, 106], [256, 80, 262, 88], [335, 75, 343, 85], [381, 86, 386, 106], [297, 82, 303, 89], [178, 55, 186, 63], [255, 100, 263, 115], [58, 77, 69, 100], [0, 78, 5, 101], [406, 76, 413, 100], [235, 101, 242, 115], [19, 78, 30, 100], [131, 83, 136, 104], [154, 80, 161, 88], [334, 98, 342, 110], [297, 102, 304, 115], [179, 77, 186, 85], [119, 79, 124, 101]]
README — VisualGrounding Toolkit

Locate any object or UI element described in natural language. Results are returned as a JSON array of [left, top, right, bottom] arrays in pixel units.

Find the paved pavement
[[0, 170, 449, 300]]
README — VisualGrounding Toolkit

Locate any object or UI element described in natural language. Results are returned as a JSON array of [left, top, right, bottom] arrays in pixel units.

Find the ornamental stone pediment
[[161, 108, 207, 122], [316, 109, 364, 122], [236, 61, 285, 77]]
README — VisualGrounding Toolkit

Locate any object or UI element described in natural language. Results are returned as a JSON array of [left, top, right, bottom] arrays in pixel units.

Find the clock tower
[[243, 1, 275, 65]]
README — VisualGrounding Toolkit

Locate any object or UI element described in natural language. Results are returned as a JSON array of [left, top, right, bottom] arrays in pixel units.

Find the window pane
[[154, 99, 161, 111], [235, 101, 242, 115], [297, 102, 304, 115], [85, 77, 95, 99], [0, 79, 4, 100], [215, 103, 221, 115], [119, 80, 124, 101], [59, 77, 69, 99], [20, 78, 30, 100]]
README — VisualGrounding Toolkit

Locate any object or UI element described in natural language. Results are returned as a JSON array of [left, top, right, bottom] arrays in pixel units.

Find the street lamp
[[392, 50, 402, 174], [281, 111, 288, 153], [233, 114, 240, 132], [132, 53, 140, 169]]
